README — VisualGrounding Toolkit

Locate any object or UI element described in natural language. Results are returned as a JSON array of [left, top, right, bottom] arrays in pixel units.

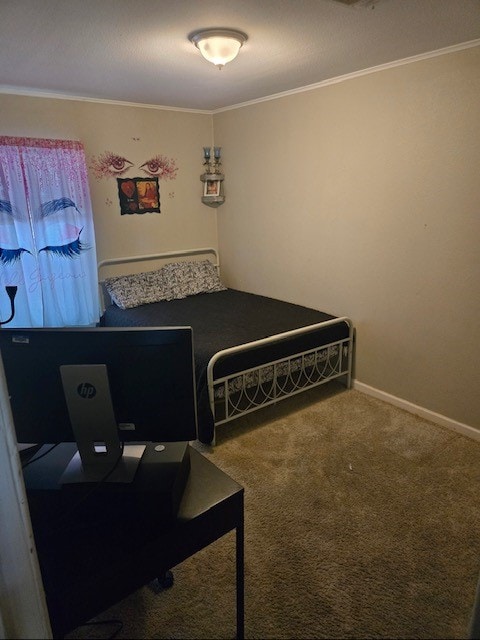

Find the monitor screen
[[0, 326, 198, 449]]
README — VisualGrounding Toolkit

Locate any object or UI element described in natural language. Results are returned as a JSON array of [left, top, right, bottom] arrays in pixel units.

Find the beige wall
[[1, 47, 478, 430], [0, 94, 216, 265], [213, 46, 480, 429]]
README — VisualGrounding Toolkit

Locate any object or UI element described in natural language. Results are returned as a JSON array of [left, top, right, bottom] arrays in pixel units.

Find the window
[[0, 137, 99, 327]]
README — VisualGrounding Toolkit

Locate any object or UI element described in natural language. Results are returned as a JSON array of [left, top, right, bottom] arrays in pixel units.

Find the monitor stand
[[59, 364, 145, 484]]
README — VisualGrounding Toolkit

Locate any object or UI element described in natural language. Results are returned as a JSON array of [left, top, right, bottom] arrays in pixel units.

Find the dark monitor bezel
[[0, 326, 198, 446]]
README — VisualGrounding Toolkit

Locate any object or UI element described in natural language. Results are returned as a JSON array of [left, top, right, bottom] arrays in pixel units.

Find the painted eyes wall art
[[89, 149, 178, 214], [89, 151, 178, 180]]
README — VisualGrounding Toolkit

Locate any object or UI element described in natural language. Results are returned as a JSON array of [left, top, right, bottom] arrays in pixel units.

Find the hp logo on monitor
[[77, 382, 97, 399]]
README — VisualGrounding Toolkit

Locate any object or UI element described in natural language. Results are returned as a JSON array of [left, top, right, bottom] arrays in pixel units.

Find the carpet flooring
[[67, 383, 480, 639]]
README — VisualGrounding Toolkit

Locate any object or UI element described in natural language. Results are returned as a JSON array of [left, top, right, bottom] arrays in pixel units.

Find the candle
[[203, 147, 211, 159], [214, 146, 221, 159]]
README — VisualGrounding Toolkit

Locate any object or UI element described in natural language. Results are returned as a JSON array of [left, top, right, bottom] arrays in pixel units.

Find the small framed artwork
[[117, 177, 160, 215], [204, 180, 221, 197]]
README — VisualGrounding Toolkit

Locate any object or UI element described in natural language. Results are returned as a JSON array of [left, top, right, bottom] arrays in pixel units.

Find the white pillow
[[104, 260, 226, 309], [161, 260, 226, 299], [104, 268, 174, 310]]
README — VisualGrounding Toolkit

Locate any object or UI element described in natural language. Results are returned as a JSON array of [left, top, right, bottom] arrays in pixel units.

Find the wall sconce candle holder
[[200, 147, 225, 208]]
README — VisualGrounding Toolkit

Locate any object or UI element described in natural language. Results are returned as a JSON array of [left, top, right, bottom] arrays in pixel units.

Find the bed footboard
[[206, 317, 353, 442]]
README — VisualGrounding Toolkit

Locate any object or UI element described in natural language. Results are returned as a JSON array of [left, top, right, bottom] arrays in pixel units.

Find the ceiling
[[0, 0, 479, 112]]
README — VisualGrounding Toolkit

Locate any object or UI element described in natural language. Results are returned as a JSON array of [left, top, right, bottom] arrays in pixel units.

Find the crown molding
[[1, 39, 478, 115], [0, 87, 212, 115], [213, 39, 480, 114]]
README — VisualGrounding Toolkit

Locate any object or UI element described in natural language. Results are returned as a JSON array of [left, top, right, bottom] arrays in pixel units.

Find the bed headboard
[[97, 247, 220, 314]]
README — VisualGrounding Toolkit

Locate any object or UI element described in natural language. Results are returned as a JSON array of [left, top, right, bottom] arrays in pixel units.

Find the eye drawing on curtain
[[0, 136, 100, 328], [0, 197, 88, 264]]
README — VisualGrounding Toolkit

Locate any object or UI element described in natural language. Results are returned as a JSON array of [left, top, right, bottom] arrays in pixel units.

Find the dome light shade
[[190, 29, 247, 69]]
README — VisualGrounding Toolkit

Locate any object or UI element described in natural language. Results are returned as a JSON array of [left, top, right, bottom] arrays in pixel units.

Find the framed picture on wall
[[204, 180, 221, 197], [117, 177, 160, 214]]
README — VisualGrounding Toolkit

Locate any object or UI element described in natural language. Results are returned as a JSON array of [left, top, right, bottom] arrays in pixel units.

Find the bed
[[98, 248, 354, 445]]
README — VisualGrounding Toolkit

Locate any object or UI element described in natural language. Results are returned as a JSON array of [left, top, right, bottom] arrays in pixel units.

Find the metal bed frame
[[98, 248, 354, 444], [208, 318, 353, 430]]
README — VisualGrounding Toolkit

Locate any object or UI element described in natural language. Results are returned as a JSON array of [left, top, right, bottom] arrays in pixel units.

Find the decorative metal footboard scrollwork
[[207, 317, 353, 437]]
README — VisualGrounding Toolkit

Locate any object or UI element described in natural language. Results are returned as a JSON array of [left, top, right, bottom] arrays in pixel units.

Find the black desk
[[23, 443, 245, 639]]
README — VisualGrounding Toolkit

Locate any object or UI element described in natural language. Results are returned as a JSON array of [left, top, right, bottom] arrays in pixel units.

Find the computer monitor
[[0, 326, 197, 483]]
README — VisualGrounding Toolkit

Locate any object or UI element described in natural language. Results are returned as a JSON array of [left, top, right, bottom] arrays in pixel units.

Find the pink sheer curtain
[[0, 137, 99, 327]]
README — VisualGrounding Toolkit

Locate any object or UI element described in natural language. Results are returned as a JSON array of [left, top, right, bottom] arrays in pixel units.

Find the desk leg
[[236, 511, 245, 640]]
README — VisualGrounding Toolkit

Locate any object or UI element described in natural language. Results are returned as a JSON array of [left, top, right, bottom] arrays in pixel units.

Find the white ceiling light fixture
[[189, 29, 248, 70]]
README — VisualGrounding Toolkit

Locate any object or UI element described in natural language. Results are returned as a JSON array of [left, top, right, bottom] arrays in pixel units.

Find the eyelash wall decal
[[140, 155, 178, 179], [89, 151, 178, 181], [89, 152, 133, 179]]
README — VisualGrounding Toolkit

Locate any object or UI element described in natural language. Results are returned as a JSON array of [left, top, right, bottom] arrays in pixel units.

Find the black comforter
[[101, 289, 348, 443]]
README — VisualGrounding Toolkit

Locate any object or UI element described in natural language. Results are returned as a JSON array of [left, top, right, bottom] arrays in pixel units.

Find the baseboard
[[353, 380, 480, 442]]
